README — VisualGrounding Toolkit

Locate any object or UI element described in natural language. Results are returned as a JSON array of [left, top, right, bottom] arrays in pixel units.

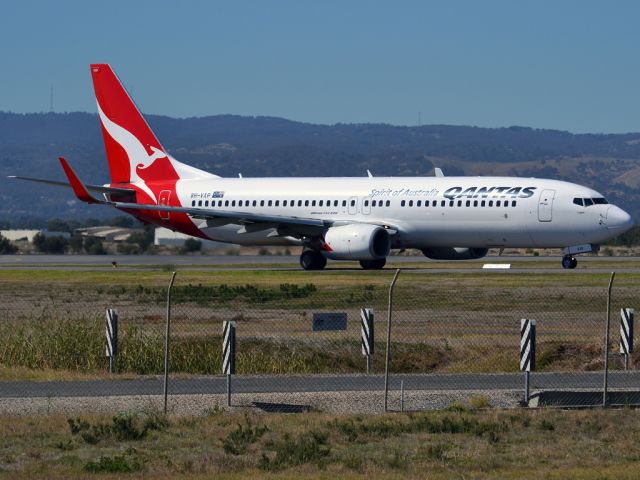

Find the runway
[[1, 372, 638, 398], [1, 254, 640, 274]]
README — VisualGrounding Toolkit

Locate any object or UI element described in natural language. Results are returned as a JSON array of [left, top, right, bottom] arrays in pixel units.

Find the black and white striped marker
[[361, 308, 374, 374], [620, 308, 634, 370], [222, 320, 237, 407], [222, 320, 236, 375], [520, 318, 536, 405], [520, 318, 536, 372], [105, 309, 118, 373]]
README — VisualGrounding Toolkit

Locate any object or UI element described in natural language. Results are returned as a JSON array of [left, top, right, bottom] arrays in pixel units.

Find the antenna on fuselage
[[238, 173, 243, 178], [367, 170, 373, 178], [434, 167, 444, 177]]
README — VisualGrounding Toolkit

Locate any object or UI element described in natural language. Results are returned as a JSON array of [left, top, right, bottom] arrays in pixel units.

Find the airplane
[[10, 64, 634, 270]]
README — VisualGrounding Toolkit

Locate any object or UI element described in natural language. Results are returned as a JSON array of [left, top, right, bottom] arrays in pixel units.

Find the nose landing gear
[[561, 255, 578, 269]]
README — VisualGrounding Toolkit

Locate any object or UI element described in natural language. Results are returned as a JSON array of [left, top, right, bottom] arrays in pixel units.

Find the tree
[[0, 234, 17, 254], [181, 238, 202, 253], [84, 236, 106, 255], [69, 235, 84, 254], [33, 233, 68, 254]]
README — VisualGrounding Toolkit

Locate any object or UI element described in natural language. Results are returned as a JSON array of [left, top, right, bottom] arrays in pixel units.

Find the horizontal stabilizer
[[8, 175, 135, 196]]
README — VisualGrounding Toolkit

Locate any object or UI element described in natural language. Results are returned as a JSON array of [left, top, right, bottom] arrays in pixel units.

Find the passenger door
[[538, 189, 555, 222]]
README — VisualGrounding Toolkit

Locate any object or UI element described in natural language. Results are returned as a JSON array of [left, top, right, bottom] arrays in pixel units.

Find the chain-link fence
[[0, 269, 638, 413]]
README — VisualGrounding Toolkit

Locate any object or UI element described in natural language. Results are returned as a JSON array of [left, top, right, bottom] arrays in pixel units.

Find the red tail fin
[[90, 64, 168, 185]]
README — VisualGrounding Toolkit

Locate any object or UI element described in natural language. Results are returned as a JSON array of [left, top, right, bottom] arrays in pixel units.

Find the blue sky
[[2, 0, 640, 133]]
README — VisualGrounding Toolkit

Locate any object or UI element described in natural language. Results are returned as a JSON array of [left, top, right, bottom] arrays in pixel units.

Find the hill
[[0, 111, 639, 222]]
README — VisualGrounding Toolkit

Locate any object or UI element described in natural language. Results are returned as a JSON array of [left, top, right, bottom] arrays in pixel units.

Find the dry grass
[[1, 407, 640, 479]]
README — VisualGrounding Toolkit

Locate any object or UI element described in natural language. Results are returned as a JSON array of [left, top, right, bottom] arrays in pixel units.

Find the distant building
[[75, 226, 141, 242], [154, 227, 230, 249], [0, 230, 70, 242]]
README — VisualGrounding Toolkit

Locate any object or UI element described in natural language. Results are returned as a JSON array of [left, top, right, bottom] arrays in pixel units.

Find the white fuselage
[[171, 176, 632, 250]]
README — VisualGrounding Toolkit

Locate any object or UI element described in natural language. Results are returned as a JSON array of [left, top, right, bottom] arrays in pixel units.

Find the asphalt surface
[[1, 372, 638, 398], [1, 254, 639, 273]]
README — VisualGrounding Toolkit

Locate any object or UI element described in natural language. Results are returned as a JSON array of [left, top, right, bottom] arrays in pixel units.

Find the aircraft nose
[[606, 205, 634, 232]]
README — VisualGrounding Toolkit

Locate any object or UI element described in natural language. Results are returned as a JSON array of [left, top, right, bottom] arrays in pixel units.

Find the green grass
[[2, 408, 640, 479]]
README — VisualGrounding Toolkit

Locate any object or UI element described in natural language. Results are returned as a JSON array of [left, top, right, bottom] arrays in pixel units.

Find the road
[[1, 372, 638, 398]]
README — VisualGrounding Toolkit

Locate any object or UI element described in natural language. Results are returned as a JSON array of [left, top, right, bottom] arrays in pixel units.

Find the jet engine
[[323, 224, 390, 260], [421, 247, 489, 260]]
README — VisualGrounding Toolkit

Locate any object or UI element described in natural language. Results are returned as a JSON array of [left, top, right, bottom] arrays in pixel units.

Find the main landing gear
[[561, 255, 578, 269], [300, 250, 327, 270], [359, 258, 386, 270]]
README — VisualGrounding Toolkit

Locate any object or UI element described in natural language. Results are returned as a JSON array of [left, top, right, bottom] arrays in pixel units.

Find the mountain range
[[1, 111, 639, 223]]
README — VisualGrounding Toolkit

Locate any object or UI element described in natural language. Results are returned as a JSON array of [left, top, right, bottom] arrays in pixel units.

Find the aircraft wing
[[51, 157, 399, 237]]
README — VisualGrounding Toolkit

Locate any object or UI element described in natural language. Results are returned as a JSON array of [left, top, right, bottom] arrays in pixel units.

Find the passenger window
[[298, 200, 303, 207], [441, 200, 445, 207], [305, 200, 309, 207], [449, 200, 454, 207], [481, 201, 485, 207], [432, 200, 437, 207], [372, 200, 377, 207], [319, 200, 324, 207], [386, 200, 390, 207], [408, 200, 413, 207], [312, 200, 316, 206], [401, 200, 406, 207], [334, 200, 339, 207], [267, 200, 271, 206], [504, 201, 509, 207], [275, 200, 279, 206], [253, 200, 257, 207], [198, 200, 202, 207], [191, 200, 196, 207], [205, 200, 209, 207], [232, 200, 236, 207], [473, 200, 478, 207], [496, 201, 501, 207], [488, 201, 493, 207], [259, 200, 264, 206], [416, 200, 421, 207], [457, 200, 462, 207], [283, 200, 288, 207], [512, 201, 517, 207], [466, 200, 470, 207], [350, 199, 355, 207], [225, 200, 229, 207]]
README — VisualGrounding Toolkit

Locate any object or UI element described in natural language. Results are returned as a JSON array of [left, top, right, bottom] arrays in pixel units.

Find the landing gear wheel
[[562, 255, 577, 269], [359, 258, 387, 270], [300, 250, 327, 270]]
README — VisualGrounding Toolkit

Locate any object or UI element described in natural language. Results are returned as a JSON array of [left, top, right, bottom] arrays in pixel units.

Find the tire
[[359, 258, 386, 270], [300, 251, 326, 270], [562, 255, 577, 269]]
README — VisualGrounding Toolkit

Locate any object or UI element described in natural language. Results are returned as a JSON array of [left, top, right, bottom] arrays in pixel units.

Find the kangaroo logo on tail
[[96, 102, 165, 202]]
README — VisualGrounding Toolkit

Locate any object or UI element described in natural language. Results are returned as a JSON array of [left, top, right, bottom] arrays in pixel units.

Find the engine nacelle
[[324, 224, 390, 260], [421, 247, 489, 260]]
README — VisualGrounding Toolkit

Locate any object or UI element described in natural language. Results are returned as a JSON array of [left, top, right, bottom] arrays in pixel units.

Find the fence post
[[620, 308, 634, 371], [105, 309, 118, 374], [223, 320, 237, 407], [163, 271, 177, 415], [603, 272, 615, 408], [384, 269, 401, 412], [520, 319, 536, 405], [361, 308, 374, 374]]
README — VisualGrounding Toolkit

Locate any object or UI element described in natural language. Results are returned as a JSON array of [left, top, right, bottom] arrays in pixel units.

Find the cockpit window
[[574, 197, 609, 207]]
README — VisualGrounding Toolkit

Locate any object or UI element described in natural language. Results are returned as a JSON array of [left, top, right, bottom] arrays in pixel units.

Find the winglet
[[58, 157, 104, 204]]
